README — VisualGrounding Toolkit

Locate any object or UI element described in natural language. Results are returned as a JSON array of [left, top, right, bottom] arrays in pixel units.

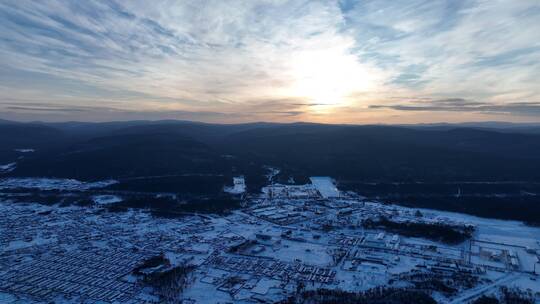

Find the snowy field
[[92, 195, 123, 205], [0, 163, 16, 173], [416, 207, 540, 249], [224, 176, 246, 194], [310, 176, 340, 198], [255, 239, 334, 267], [14, 149, 35, 153]]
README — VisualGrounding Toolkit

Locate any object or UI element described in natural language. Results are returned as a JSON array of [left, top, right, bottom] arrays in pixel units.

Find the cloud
[[5, 106, 86, 112], [0, 105, 246, 123], [0, 97, 310, 122], [344, 0, 540, 103], [1, 1, 540, 123], [369, 99, 540, 116]]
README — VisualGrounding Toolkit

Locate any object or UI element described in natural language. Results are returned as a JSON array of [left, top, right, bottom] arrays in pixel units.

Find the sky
[[1, 0, 540, 124]]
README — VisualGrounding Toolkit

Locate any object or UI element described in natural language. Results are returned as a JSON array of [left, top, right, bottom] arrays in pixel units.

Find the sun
[[289, 47, 377, 107]]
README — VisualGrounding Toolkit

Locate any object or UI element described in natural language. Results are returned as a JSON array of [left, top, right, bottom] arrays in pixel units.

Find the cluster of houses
[[0, 250, 152, 303], [205, 254, 335, 284]]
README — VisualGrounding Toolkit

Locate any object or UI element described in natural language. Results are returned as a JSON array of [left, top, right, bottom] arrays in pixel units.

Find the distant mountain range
[[2, 119, 540, 181], [2, 119, 540, 223]]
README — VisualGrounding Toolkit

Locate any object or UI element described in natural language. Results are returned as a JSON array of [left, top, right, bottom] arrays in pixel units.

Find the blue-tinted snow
[[310, 176, 340, 198]]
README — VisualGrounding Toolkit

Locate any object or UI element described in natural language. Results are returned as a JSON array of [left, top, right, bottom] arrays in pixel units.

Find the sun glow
[[289, 47, 379, 107]]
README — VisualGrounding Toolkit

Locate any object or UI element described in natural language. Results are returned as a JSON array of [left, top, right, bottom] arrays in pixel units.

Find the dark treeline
[[362, 216, 474, 244], [473, 296, 501, 304], [106, 194, 240, 217], [2, 191, 93, 207], [106, 175, 228, 195], [0, 188, 241, 217], [398, 196, 540, 226], [471, 287, 535, 304], [341, 182, 540, 225], [339, 182, 540, 197], [142, 264, 195, 303], [407, 272, 478, 296], [499, 287, 536, 304], [5, 121, 540, 183], [133, 254, 169, 275], [276, 287, 436, 304]]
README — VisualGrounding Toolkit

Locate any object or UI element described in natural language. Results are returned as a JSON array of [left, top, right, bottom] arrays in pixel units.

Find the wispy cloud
[[370, 99, 540, 116], [1, 1, 539, 123]]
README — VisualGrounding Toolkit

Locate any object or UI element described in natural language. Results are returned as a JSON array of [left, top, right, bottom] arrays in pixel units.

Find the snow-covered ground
[[224, 176, 246, 194], [14, 148, 35, 153], [1, 174, 540, 303], [255, 239, 334, 266], [92, 195, 122, 205], [0, 292, 16, 303], [251, 278, 281, 295], [416, 207, 540, 249], [5, 234, 57, 251], [0, 162, 16, 173], [310, 176, 340, 198]]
